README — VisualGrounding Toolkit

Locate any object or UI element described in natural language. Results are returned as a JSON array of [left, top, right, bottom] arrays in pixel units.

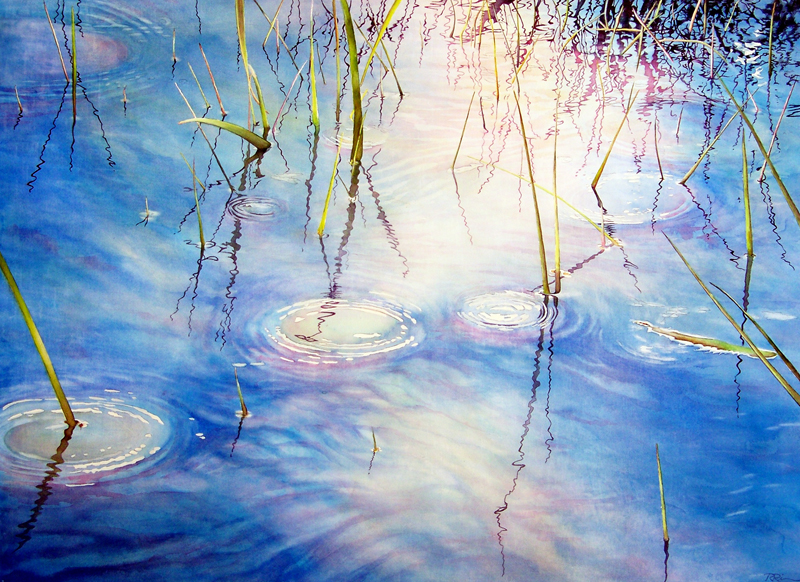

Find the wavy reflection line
[[544, 297, 559, 463], [15, 423, 76, 552], [363, 163, 410, 276], [28, 84, 68, 193], [494, 310, 547, 577]]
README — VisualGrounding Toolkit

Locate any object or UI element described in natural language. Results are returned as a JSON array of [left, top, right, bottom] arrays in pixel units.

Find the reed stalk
[[271, 63, 306, 139], [14, 86, 22, 114], [758, 83, 794, 182], [309, 1, 320, 132], [514, 94, 550, 295], [678, 111, 742, 184], [340, 0, 363, 166], [44, 1, 69, 83], [768, 0, 776, 77], [332, 0, 342, 122], [656, 444, 669, 545], [553, 97, 561, 294], [71, 8, 77, 122], [451, 92, 475, 170], [248, 65, 270, 136], [190, 158, 205, 250], [0, 248, 76, 427], [468, 155, 621, 246], [180, 152, 206, 192], [711, 284, 800, 385], [175, 83, 235, 192], [235, 0, 254, 130], [188, 63, 211, 109], [172, 29, 177, 63], [359, 0, 404, 86], [665, 234, 800, 408], [318, 141, 343, 236], [234, 367, 249, 417], [489, 4, 499, 101], [720, 80, 800, 230], [199, 43, 227, 117], [742, 132, 753, 257], [591, 87, 638, 189]]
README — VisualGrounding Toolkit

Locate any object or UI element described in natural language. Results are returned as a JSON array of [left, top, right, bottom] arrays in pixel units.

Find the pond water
[[1, 0, 800, 580]]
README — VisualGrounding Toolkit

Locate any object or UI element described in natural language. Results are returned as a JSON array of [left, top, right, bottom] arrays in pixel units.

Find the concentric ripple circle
[[264, 298, 421, 364], [1, 397, 170, 483], [227, 196, 284, 222], [458, 290, 555, 330]]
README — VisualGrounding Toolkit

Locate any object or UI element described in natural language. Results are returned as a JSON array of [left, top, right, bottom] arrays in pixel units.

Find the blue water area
[[1, 0, 800, 580]]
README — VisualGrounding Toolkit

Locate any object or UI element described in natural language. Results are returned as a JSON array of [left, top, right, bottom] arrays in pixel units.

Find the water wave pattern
[[263, 296, 421, 364], [0, 397, 170, 484], [227, 196, 285, 222], [457, 290, 556, 331], [0, 0, 170, 100]]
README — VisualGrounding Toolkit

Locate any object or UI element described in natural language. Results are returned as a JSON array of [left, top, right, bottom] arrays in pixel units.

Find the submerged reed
[[741, 132, 753, 257], [0, 248, 76, 427]]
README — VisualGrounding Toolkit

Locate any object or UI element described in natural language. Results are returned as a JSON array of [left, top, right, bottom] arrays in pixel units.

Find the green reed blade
[[768, 0, 776, 76], [71, 8, 77, 122], [591, 87, 638, 189], [184, 157, 205, 250], [468, 156, 621, 247], [175, 84, 236, 192], [235, 0, 254, 129], [678, 109, 740, 184], [340, 0, 363, 166], [720, 80, 800, 230], [309, 2, 320, 132], [179, 152, 206, 192], [0, 248, 76, 427], [234, 367, 249, 417], [359, 0, 404, 86], [553, 96, 561, 294], [179, 118, 271, 150], [318, 141, 343, 236], [710, 283, 800, 385], [332, 0, 341, 122], [515, 93, 550, 295], [188, 63, 211, 109], [665, 234, 800, 408], [656, 444, 669, 544], [451, 92, 475, 170], [248, 65, 270, 136], [742, 132, 753, 256]]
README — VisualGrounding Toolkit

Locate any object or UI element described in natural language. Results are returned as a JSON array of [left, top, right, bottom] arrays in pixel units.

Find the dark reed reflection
[[14, 423, 76, 552]]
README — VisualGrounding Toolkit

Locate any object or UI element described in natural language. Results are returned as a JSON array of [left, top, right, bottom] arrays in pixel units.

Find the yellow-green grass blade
[[359, 0, 404, 86], [248, 65, 270, 136], [666, 234, 800, 407], [179, 118, 271, 150], [340, 0, 363, 165], [710, 283, 800, 385], [0, 248, 76, 427], [719, 79, 800, 230]]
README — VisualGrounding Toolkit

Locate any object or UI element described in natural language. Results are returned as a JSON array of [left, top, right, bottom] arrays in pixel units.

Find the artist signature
[[765, 575, 800, 581]]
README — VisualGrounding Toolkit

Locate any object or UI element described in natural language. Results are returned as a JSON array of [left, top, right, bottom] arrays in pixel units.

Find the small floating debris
[[265, 298, 419, 363], [635, 321, 777, 359], [458, 290, 554, 330]]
